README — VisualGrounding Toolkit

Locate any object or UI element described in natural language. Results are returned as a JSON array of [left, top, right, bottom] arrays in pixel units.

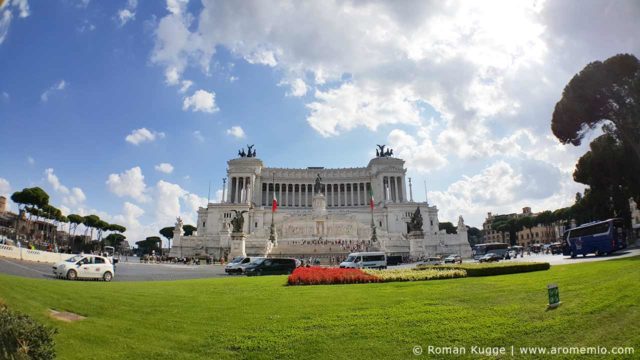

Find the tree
[[183, 224, 196, 236], [551, 53, 640, 161], [83, 215, 100, 241], [438, 222, 456, 234], [136, 236, 161, 255], [67, 214, 84, 245], [159, 226, 174, 250], [104, 233, 126, 250]]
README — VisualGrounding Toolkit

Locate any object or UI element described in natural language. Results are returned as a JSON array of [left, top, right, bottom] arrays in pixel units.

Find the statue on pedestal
[[314, 173, 322, 194], [407, 207, 423, 233], [230, 210, 248, 233]]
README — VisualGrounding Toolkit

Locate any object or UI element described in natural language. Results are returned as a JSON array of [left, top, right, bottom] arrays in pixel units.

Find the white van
[[339, 252, 387, 269], [225, 256, 264, 274]]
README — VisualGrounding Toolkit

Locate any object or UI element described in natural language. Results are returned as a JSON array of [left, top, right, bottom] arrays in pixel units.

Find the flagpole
[[269, 172, 277, 243], [369, 175, 377, 242]]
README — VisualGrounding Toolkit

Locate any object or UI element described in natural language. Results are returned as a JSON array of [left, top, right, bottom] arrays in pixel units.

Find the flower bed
[[287, 267, 381, 285], [363, 268, 466, 282], [415, 262, 550, 277], [287, 267, 467, 285]]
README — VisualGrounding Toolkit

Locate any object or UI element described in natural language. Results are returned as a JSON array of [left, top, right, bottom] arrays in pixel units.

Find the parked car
[[419, 257, 443, 266], [224, 256, 263, 274], [244, 258, 297, 276], [53, 255, 115, 281], [444, 254, 462, 264], [478, 253, 501, 263]]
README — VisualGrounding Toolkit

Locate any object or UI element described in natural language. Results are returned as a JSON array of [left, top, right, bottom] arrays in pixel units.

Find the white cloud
[[44, 168, 87, 208], [283, 78, 307, 97], [106, 166, 149, 203], [117, 0, 137, 27], [40, 80, 66, 102], [27, 156, 34, 165], [125, 127, 165, 145], [0, 177, 11, 196], [182, 89, 218, 113], [155, 162, 174, 174], [225, 126, 245, 139], [192, 130, 204, 142], [0, 10, 12, 45], [307, 83, 421, 137], [1, 91, 8, 102], [154, 180, 206, 226], [179, 79, 193, 93]]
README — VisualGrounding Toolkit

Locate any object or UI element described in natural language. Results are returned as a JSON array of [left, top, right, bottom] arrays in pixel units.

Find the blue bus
[[562, 218, 627, 258], [473, 242, 509, 260]]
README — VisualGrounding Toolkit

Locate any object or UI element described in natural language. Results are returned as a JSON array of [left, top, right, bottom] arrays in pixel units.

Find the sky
[[0, 0, 639, 246]]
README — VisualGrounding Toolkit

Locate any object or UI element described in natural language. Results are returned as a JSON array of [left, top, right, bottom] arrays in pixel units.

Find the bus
[[562, 218, 627, 258], [472, 243, 509, 260]]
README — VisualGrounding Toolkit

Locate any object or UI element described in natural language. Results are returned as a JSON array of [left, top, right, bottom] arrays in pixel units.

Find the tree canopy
[[183, 224, 197, 236], [551, 53, 640, 160]]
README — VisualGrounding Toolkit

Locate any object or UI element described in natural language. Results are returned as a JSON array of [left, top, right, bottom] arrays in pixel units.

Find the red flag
[[272, 194, 278, 213], [369, 187, 375, 209]]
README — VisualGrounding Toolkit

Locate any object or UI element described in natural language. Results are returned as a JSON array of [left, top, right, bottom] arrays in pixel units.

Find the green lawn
[[1, 257, 639, 359]]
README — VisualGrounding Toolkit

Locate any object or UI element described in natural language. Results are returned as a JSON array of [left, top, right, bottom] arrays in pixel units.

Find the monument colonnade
[[224, 175, 406, 207]]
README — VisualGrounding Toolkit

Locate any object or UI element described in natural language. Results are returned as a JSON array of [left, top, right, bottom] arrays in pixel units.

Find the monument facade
[[169, 146, 472, 260]]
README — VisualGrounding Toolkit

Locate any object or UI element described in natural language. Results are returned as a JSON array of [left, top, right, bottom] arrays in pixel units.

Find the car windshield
[[345, 256, 357, 262], [65, 256, 83, 263], [249, 258, 265, 265], [230, 256, 244, 264]]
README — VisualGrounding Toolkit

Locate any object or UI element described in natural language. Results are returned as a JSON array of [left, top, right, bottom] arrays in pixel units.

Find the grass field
[[1, 257, 638, 359]]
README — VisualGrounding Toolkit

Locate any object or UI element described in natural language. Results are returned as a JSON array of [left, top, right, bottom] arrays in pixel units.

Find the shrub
[[0, 304, 57, 360], [363, 268, 466, 282], [287, 267, 381, 285], [416, 262, 550, 277]]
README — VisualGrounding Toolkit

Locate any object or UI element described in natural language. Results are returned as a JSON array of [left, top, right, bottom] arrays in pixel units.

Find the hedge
[[363, 268, 466, 282], [0, 304, 57, 360], [415, 262, 551, 277]]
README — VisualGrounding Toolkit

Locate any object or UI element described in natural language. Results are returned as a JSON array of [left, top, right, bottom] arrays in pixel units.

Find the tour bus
[[339, 252, 387, 269], [472, 243, 509, 260], [562, 218, 627, 258]]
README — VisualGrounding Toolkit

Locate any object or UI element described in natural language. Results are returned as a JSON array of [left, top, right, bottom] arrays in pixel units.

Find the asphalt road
[[1, 248, 638, 282], [0, 257, 229, 282]]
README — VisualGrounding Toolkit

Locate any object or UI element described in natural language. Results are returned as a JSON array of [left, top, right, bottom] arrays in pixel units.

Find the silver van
[[339, 252, 387, 270]]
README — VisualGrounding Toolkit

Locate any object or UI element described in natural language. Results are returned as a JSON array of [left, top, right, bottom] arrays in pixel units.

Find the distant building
[[0, 196, 7, 213], [482, 207, 567, 247]]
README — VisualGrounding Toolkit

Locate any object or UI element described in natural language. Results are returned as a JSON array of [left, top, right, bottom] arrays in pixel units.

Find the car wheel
[[66, 269, 77, 280], [103, 272, 113, 282]]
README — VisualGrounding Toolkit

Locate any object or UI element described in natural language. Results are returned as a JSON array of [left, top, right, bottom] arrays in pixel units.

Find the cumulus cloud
[[154, 180, 207, 226], [40, 80, 66, 102], [125, 128, 166, 145], [145, 0, 639, 226], [154, 162, 174, 174], [183, 89, 218, 113], [225, 126, 245, 139], [106, 166, 149, 203], [44, 168, 87, 208]]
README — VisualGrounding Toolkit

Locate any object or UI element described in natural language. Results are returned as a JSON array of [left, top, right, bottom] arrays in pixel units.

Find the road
[[0, 257, 229, 281], [1, 248, 638, 281]]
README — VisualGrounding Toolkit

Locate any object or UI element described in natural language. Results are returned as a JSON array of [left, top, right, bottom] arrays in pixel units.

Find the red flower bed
[[287, 267, 381, 285]]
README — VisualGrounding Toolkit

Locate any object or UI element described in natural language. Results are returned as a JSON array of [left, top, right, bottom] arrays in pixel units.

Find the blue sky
[[0, 0, 638, 244]]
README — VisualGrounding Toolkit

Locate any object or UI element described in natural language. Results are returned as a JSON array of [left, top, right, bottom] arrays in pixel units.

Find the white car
[[53, 255, 115, 282]]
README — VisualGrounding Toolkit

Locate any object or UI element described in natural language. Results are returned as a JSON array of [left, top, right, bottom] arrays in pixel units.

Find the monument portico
[[170, 146, 472, 260]]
